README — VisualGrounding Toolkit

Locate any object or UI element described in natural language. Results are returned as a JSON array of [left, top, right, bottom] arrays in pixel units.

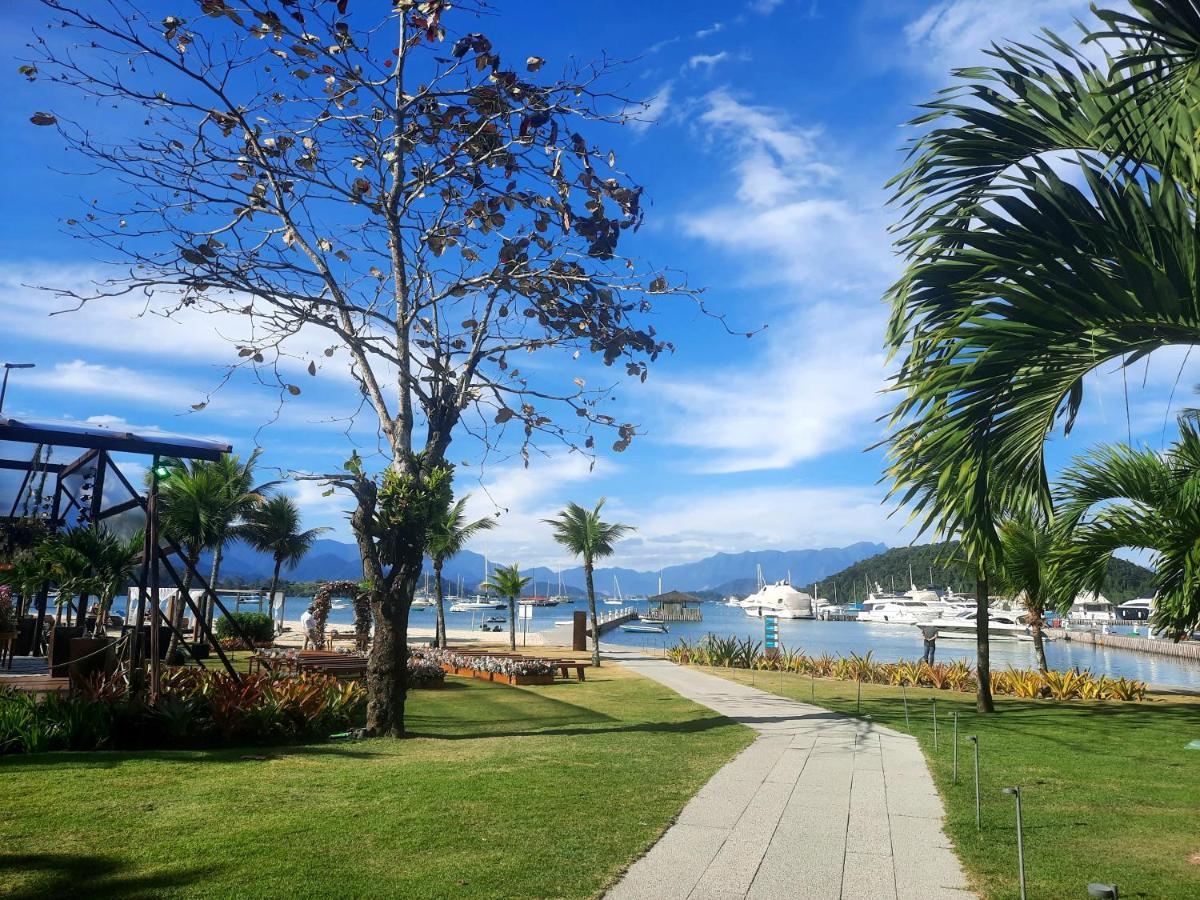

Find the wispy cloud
[[696, 22, 725, 39], [748, 0, 786, 15], [681, 90, 891, 288], [902, 0, 1093, 74], [627, 80, 675, 133], [686, 51, 732, 72]]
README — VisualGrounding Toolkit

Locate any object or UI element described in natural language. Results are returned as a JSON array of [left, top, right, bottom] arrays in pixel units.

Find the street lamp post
[[0, 362, 36, 413]]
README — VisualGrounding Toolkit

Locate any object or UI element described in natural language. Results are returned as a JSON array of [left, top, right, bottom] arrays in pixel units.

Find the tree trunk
[[267, 557, 282, 614], [585, 560, 600, 667], [367, 568, 417, 737], [434, 558, 447, 649], [199, 543, 223, 640], [1030, 612, 1049, 674], [165, 552, 197, 663], [508, 594, 516, 651], [975, 573, 994, 713]]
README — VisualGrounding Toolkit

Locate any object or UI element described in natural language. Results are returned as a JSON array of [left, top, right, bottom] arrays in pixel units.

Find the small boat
[[450, 598, 505, 612], [603, 599, 623, 606], [621, 622, 668, 634], [484, 615, 506, 624], [604, 575, 626, 605]]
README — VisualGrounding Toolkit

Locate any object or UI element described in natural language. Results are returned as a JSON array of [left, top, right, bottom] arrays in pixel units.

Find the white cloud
[[651, 302, 889, 473], [903, 1, 1095, 74], [696, 22, 725, 39], [687, 51, 731, 72], [749, 0, 786, 14], [25, 359, 202, 407], [628, 80, 675, 133], [682, 90, 892, 289], [628, 484, 912, 566]]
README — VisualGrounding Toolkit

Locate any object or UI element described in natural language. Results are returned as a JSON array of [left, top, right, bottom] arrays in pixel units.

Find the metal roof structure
[[0, 414, 246, 685], [0, 416, 230, 461]]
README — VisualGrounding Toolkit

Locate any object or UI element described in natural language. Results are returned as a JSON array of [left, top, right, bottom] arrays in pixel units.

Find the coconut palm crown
[[884, 2, 1200, 556], [1053, 417, 1200, 638], [243, 495, 328, 607], [426, 496, 495, 648], [480, 562, 530, 652]]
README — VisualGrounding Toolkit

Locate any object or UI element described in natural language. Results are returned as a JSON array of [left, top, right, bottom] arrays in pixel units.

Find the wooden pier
[[1049, 628, 1200, 662], [590, 607, 638, 636]]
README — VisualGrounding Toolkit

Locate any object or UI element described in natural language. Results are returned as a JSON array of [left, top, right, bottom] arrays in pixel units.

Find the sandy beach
[[275, 618, 556, 648]]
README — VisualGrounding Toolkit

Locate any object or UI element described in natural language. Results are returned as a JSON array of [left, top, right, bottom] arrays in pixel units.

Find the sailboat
[[412, 572, 435, 609], [547, 570, 569, 606], [603, 575, 624, 605]]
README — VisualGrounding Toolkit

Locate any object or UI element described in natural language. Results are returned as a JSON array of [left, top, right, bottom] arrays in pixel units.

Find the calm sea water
[[277, 596, 1200, 690]]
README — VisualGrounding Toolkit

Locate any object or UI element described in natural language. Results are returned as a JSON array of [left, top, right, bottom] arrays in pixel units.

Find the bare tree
[[27, 0, 737, 735]]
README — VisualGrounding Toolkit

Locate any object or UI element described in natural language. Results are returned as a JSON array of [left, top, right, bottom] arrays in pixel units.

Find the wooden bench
[[551, 660, 590, 681]]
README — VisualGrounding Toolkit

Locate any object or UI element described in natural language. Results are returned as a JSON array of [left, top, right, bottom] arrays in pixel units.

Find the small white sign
[[519, 604, 534, 621]]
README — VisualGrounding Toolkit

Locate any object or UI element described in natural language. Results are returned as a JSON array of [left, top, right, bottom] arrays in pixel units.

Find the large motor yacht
[[740, 580, 815, 619]]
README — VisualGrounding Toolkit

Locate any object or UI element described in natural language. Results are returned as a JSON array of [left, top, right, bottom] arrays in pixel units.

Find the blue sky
[[1, 0, 1184, 570]]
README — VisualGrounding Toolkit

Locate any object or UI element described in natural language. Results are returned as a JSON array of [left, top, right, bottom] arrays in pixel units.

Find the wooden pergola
[[0, 415, 256, 687]]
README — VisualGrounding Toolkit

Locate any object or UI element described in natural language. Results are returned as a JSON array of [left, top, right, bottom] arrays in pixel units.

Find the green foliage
[[243, 495, 327, 575], [666, 637, 1147, 701], [543, 498, 634, 564], [1055, 418, 1200, 635], [373, 463, 454, 568], [822, 542, 1155, 604], [480, 563, 531, 601], [426, 494, 495, 568], [883, 2, 1200, 557], [0, 668, 366, 755], [215, 612, 275, 644]]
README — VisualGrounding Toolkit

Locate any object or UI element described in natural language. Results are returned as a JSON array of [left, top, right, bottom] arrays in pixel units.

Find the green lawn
[[708, 666, 1200, 900], [0, 666, 753, 899]]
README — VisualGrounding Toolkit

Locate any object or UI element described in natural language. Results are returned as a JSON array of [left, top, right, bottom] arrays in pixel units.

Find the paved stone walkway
[[604, 650, 973, 900]]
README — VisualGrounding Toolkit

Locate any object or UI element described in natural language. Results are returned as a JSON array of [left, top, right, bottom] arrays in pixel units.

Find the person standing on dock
[[921, 626, 938, 665]]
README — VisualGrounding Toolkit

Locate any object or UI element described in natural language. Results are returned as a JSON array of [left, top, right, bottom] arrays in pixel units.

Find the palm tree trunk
[[268, 557, 283, 642], [199, 543, 223, 640], [1030, 612, 1049, 674], [434, 558, 447, 649], [976, 572, 994, 713], [585, 560, 600, 668], [165, 553, 197, 663], [508, 594, 516, 651]]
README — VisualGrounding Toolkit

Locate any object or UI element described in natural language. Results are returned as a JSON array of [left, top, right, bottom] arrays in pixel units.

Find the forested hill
[[818, 542, 1156, 605]]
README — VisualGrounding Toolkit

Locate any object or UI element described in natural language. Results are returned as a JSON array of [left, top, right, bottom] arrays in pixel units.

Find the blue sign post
[[764, 615, 779, 655]]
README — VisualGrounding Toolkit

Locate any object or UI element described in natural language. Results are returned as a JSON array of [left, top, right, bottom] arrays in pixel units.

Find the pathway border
[[603, 649, 973, 900]]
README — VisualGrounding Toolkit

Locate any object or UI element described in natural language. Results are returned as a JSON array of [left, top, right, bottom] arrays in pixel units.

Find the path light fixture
[[967, 735, 980, 829], [1002, 786, 1026, 900], [1087, 884, 1118, 899]]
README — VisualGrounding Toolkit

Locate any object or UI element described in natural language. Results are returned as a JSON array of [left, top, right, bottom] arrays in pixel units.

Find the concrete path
[[604, 650, 973, 900]]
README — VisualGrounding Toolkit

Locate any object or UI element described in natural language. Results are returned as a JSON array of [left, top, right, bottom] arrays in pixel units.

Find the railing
[[592, 607, 637, 635]]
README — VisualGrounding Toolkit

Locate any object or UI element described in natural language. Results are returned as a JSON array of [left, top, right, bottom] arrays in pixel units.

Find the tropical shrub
[[0, 668, 366, 755], [415, 647, 557, 677], [407, 658, 446, 688], [0, 586, 16, 633], [664, 637, 1147, 702], [215, 611, 274, 644]]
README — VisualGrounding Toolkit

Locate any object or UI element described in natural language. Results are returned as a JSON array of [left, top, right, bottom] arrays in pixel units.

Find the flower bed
[[667, 636, 1148, 701], [414, 647, 557, 685]]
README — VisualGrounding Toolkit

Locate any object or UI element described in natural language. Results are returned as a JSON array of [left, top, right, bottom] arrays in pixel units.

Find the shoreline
[[275, 617, 555, 648]]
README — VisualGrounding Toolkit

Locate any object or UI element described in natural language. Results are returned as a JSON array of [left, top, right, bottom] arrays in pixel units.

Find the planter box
[[513, 673, 554, 685], [48, 625, 85, 677], [68, 636, 117, 681]]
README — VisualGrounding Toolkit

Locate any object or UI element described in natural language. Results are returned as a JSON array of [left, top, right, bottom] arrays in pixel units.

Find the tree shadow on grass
[[0, 853, 208, 900]]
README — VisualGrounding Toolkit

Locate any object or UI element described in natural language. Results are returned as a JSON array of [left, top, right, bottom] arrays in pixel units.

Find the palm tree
[[544, 499, 634, 667], [480, 563, 530, 652], [882, 2, 1200, 710], [156, 461, 228, 659], [426, 496, 495, 648], [66, 527, 143, 637], [36, 529, 98, 625], [195, 450, 265, 637], [994, 512, 1071, 673], [1054, 418, 1200, 638], [243, 495, 328, 620]]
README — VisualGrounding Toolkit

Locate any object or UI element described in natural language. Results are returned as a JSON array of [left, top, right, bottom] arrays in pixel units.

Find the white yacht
[[857, 597, 941, 625], [602, 576, 625, 606], [921, 608, 1035, 641], [546, 571, 571, 606], [1067, 592, 1117, 624], [450, 596, 505, 612], [741, 581, 815, 619], [1117, 597, 1154, 622]]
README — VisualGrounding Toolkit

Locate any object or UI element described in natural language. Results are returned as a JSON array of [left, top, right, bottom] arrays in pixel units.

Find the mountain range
[[204, 539, 887, 597]]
